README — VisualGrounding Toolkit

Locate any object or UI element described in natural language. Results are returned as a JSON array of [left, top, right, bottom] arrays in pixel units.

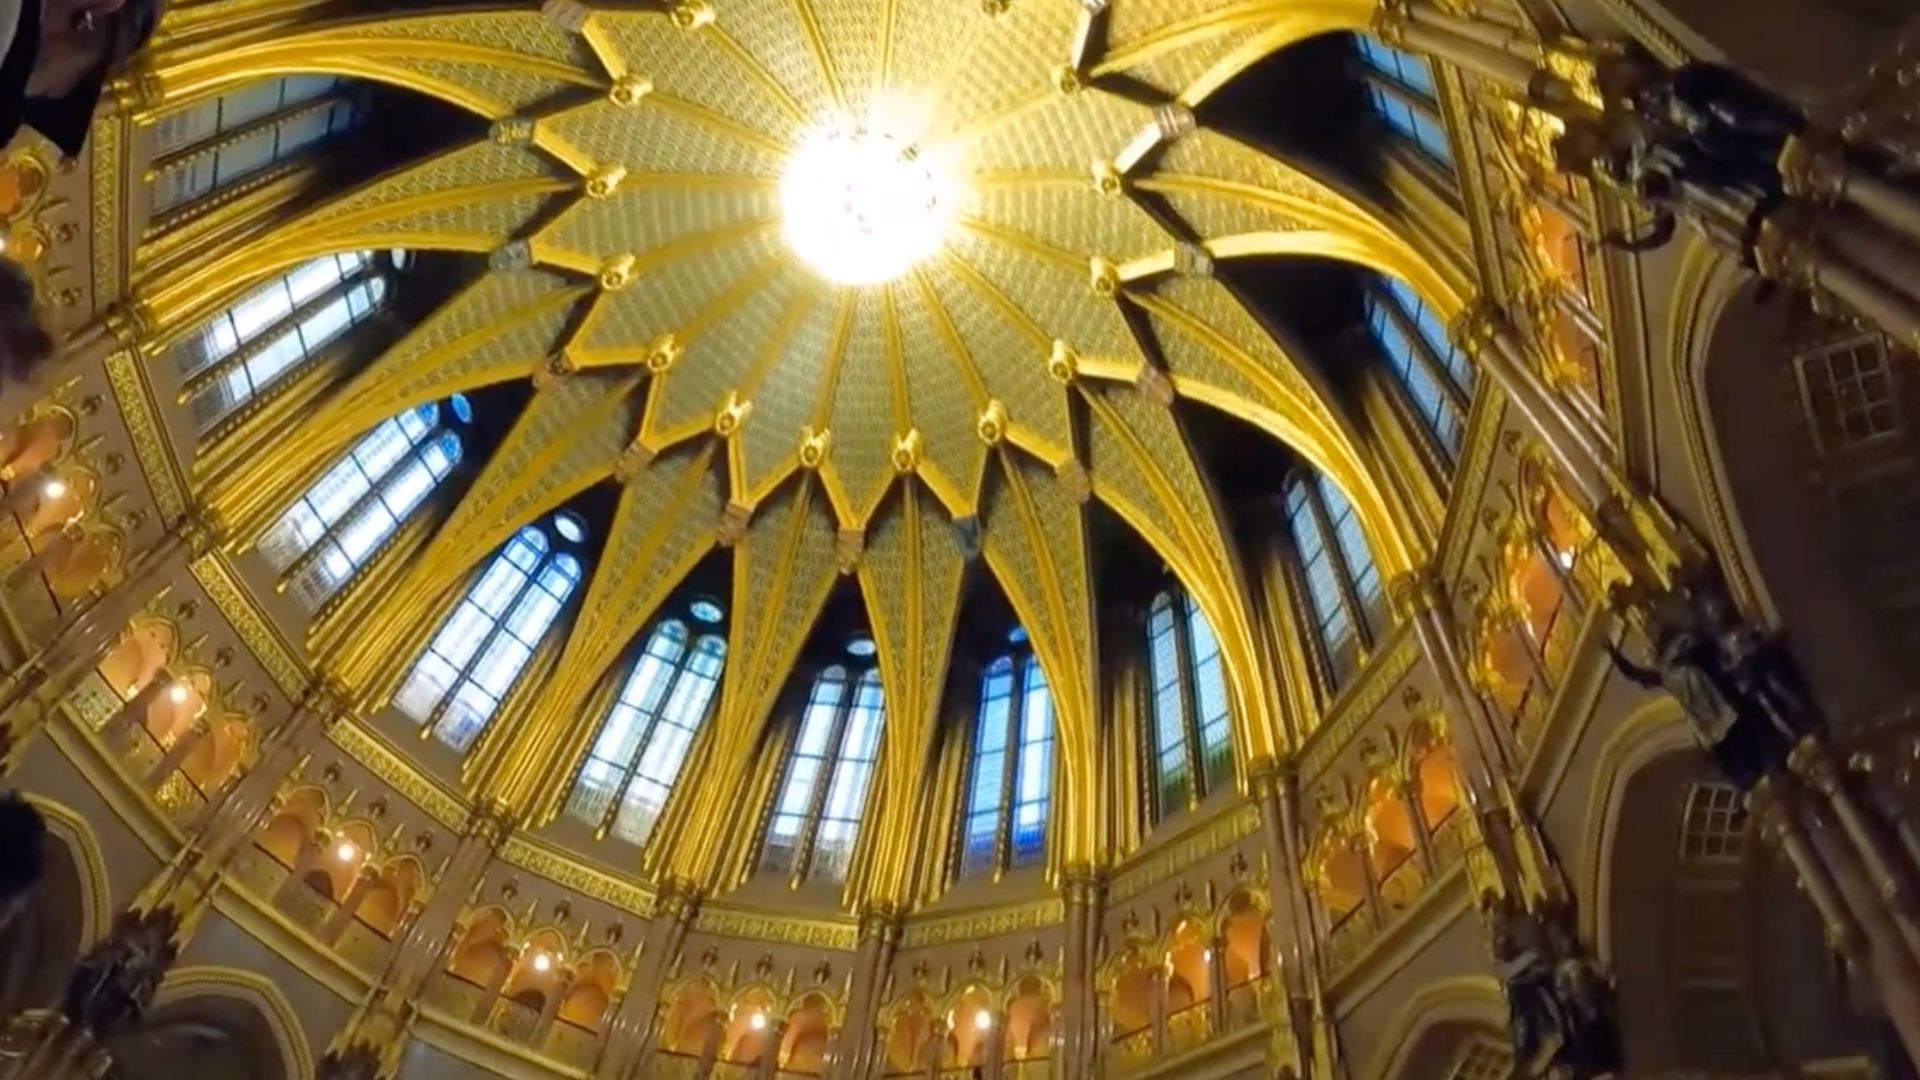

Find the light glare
[[748, 1011, 767, 1031], [335, 841, 358, 863], [974, 1009, 993, 1031], [780, 119, 955, 285]]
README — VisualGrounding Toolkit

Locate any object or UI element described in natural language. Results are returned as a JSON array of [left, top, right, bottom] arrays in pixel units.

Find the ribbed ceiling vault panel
[[917, 252, 1074, 466], [537, 98, 788, 179], [641, 261, 813, 446], [730, 291, 838, 502], [592, 12, 804, 139], [569, 227, 788, 362], [673, 477, 841, 874], [532, 181, 781, 274], [1146, 129, 1366, 236], [822, 290, 900, 526]]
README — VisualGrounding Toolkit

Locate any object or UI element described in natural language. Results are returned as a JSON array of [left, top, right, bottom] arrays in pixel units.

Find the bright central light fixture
[[780, 118, 956, 285]]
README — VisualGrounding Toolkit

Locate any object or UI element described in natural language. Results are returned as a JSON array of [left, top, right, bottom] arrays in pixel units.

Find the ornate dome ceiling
[[177, 0, 1456, 885]]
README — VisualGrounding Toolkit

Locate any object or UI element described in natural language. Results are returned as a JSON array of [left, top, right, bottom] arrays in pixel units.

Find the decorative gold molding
[[692, 905, 859, 951], [1297, 626, 1419, 781], [1437, 392, 1508, 586], [1108, 801, 1262, 904], [190, 552, 306, 695], [898, 896, 1064, 948], [103, 348, 186, 520], [87, 115, 125, 302], [497, 833, 658, 918], [325, 719, 466, 828]]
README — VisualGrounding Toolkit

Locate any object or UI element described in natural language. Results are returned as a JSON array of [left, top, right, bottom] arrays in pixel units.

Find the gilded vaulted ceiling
[[160, 0, 1462, 886]]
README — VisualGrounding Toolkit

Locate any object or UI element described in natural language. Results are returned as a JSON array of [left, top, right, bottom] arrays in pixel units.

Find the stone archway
[[1689, 277, 1920, 727], [1601, 747, 1862, 1073]]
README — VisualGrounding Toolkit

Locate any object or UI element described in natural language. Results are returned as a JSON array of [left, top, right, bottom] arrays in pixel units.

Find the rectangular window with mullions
[[149, 76, 358, 213], [760, 664, 886, 885], [959, 651, 1055, 879], [1285, 473, 1386, 691], [259, 400, 465, 610], [1368, 284, 1469, 461], [180, 253, 388, 433], [1354, 36, 1454, 170]]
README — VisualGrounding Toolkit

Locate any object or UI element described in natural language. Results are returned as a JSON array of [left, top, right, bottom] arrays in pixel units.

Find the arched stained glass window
[[960, 647, 1055, 878], [566, 612, 728, 846], [1367, 278, 1474, 461], [1144, 589, 1235, 824], [149, 75, 360, 214], [177, 251, 396, 433], [257, 397, 467, 609], [1284, 471, 1387, 692], [762, 659, 886, 885], [394, 518, 584, 752], [1355, 36, 1454, 169]]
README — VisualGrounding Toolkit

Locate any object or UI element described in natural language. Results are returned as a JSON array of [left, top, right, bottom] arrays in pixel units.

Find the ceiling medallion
[[779, 112, 960, 286]]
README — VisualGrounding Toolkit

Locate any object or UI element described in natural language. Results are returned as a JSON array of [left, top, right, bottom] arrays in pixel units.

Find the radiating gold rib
[[646, 93, 794, 158], [705, 25, 811, 126], [936, 248, 1053, 351], [879, 284, 911, 431], [906, 267, 991, 407], [786, 0, 846, 112], [956, 217, 1090, 274], [1089, 2, 1283, 78], [810, 291, 858, 429]]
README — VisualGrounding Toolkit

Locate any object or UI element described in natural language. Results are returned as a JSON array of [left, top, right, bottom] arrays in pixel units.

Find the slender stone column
[[1205, 935, 1229, 1035], [834, 905, 899, 1080], [753, 1018, 788, 1080], [1452, 305, 1615, 513], [1249, 761, 1329, 1079], [596, 880, 700, 1080], [1058, 869, 1102, 1080]]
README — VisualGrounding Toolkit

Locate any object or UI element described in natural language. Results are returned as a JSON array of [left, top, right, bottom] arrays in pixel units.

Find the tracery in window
[[257, 396, 468, 609], [1144, 589, 1234, 823], [394, 518, 584, 752], [959, 646, 1054, 878], [566, 608, 728, 846], [1355, 36, 1453, 168], [177, 251, 396, 432], [1367, 277, 1475, 460], [149, 76, 359, 214], [1284, 472, 1386, 690], [761, 656, 885, 884]]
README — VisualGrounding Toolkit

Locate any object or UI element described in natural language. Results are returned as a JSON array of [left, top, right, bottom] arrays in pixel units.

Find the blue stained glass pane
[[796, 669, 847, 755]]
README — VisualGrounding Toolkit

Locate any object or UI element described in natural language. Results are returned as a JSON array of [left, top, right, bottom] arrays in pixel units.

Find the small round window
[[690, 598, 724, 624], [449, 393, 474, 424], [553, 512, 587, 544], [1006, 626, 1029, 645], [847, 637, 878, 658]]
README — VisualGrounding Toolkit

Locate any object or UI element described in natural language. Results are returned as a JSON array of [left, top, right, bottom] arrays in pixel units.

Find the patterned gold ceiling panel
[[192, 0, 1449, 874], [1095, 0, 1280, 94]]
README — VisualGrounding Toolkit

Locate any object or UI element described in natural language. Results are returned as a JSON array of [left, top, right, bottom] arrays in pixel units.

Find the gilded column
[[314, 807, 510, 1080], [595, 880, 701, 1080]]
